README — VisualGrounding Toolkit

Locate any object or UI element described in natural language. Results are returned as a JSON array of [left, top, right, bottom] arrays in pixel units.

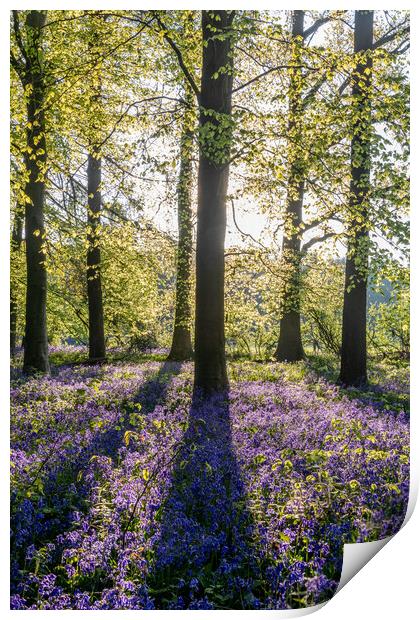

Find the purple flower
[[10, 358, 409, 609]]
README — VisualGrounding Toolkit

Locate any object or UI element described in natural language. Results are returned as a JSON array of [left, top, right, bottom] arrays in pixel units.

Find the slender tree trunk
[[194, 10, 235, 394], [339, 10, 374, 386], [23, 10, 50, 374], [86, 27, 106, 364], [10, 210, 23, 357], [275, 10, 305, 362], [87, 149, 106, 362], [168, 91, 194, 361]]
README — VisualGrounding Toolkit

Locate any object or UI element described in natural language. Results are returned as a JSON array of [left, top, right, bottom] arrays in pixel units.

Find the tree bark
[[339, 10, 374, 386], [86, 25, 106, 364], [23, 10, 50, 374], [275, 10, 305, 363], [87, 150, 106, 362], [10, 210, 23, 357], [168, 90, 194, 361], [194, 10, 235, 394]]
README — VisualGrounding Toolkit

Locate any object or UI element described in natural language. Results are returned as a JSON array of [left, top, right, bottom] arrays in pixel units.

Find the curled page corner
[[336, 536, 392, 593], [335, 476, 418, 596]]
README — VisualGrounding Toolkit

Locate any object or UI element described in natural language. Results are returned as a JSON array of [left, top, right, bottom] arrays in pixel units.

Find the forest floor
[[10, 350, 409, 610]]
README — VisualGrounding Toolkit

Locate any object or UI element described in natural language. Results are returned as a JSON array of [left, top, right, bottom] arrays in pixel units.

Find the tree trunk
[[194, 10, 235, 394], [275, 10, 305, 362], [87, 150, 106, 362], [23, 10, 50, 374], [168, 91, 194, 361], [11, 210, 23, 357], [86, 26, 106, 364], [339, 10, 374, 386]]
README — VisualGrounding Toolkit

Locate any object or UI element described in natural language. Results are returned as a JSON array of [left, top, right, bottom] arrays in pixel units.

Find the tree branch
[[373, 23, 409, 50], [302, 72, 328, 107], [233, 64, 316, 94], [10, 51, 24, 78], [230, 198, 267, 250], [12, 10, 28, 64], [97, 96, 188, 151], [303, 15, 332, 40], [151, 12, 200, 101], [302, 230, 341, 253], [336, 21, 410, 98]]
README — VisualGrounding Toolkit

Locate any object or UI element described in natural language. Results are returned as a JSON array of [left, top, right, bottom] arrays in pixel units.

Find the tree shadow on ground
[[147, 390, 263, 610], [305, 354, 409, 418], [55, 361, 185, 512], [11, 361, 184, 590], [133, 361, 183, 413]]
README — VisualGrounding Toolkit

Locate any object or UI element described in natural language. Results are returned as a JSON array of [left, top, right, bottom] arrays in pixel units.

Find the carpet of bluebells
[[10, 352, 409, 609]]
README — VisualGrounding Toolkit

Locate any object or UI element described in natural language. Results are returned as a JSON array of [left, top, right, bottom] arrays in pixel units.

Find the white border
[[1, 2, 418, 618]]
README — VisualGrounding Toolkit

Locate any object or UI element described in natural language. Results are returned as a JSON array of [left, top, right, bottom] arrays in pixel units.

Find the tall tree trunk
[[23, 10, 50, 374], [194, 10, 235, 394], [87, 149, 106, 362], [168, 90, 194, 361], [86, 27, 106, 364], [10, 210, 23, 357], [339, 10, 374, 386], [275, 10, 305, 362]]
